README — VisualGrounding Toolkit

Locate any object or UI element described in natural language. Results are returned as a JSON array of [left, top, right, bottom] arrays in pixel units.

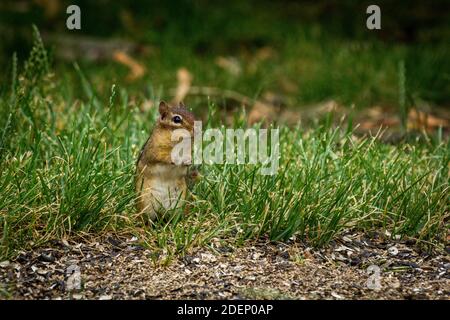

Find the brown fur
[[135, 101, 195, 221]]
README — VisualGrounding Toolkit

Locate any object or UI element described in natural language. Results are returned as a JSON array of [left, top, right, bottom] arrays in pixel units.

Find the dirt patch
[[0, 232, 448, 300]]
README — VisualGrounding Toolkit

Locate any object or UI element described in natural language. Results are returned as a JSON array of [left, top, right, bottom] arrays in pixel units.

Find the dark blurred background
[[0, 0, 449, 128], [2, 0, 449, 51]]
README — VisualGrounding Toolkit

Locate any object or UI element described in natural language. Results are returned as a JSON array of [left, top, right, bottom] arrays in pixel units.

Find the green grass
[[0, 30, 448, 260]]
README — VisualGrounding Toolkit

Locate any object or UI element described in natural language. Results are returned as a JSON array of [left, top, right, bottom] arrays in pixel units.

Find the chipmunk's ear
[[179, 101, 186, 109], [159, 101, 169, 117]]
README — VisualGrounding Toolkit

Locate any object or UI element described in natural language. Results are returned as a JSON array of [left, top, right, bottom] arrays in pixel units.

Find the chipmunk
[[135, 101, 195, 221]]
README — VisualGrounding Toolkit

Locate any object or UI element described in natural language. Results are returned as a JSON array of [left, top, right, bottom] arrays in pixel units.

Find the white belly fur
[[142, 164, 187, 217], [151, 178, 183, 210]]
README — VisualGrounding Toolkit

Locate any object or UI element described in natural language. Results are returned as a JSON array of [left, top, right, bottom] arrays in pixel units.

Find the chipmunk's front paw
[[172, 156, 192, 166], [171, 159, 191, 166]]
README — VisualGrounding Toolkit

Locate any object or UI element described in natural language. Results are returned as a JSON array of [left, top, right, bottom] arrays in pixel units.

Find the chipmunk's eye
[[172, 115, 182, 124]]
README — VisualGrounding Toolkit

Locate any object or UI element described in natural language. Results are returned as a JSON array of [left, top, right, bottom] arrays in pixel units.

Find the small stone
[[61, 239, 70, 247], [350, 257, 361, 266], [36, 268, 48, 275], [252, 252, 261, 260], [342, 236, 353, 243], [0, 260, 10, 268], [279, 251, 290, 260], [331, 292, 344, 299], [391, 279, 401, 289], [200, 253, 217, 263], [39, 253, 56, 263], [388, 246, 399, 256]]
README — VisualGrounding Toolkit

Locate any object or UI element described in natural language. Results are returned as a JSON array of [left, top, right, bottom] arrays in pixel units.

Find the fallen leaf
[[254, 46, 275, 61], [248, 101, 277, 125], [248, 47, 276, 73], [216, 56, 242, 76], [408, 109, 449, 132], [278, 109, 302, 126], [173, 68, 192, 103], [113, 50, 146, 81]]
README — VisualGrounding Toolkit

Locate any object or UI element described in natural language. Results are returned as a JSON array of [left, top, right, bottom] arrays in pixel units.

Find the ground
[[1, 232, 448, 300]]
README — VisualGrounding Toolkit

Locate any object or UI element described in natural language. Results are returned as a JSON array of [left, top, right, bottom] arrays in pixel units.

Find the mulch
[[0, 232, 448, 300]]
